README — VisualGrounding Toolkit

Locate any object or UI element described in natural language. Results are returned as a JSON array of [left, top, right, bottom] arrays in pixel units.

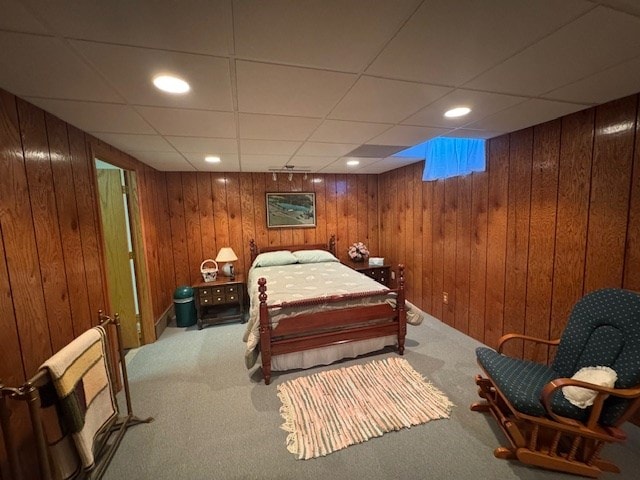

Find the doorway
[[95, 159, 141, 349]]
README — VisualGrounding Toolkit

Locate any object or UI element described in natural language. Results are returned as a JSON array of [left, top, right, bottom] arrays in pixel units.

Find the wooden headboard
[[249, 234, 336, 263]]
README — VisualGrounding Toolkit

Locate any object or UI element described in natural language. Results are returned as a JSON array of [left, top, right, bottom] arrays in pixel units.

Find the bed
[[243, 235, 422, 384]]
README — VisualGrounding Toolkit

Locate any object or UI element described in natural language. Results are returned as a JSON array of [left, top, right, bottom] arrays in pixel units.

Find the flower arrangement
[[348, 242, 370, 262]]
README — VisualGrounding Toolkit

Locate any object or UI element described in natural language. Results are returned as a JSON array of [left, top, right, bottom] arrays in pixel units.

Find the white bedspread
[[242, 261, 422, 369]]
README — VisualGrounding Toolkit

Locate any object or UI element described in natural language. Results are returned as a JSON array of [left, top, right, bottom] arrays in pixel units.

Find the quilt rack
[[0, 311, 152, 480]]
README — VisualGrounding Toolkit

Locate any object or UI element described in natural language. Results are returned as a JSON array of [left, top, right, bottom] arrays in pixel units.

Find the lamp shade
[[216, 247, 238, 277], [215, 247, 238, 263]]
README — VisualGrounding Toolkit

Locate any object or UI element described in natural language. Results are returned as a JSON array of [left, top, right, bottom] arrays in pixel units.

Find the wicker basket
[[200, 259, 219, 282]]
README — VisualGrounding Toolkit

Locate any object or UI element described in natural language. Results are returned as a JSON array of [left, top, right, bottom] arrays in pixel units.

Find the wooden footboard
[[258, 265, 406, 384]]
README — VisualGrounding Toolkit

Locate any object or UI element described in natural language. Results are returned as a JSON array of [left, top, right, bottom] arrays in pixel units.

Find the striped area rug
[[277, 357, 454, 459]]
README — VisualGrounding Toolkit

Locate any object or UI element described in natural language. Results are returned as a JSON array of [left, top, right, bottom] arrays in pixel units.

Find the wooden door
[[97, 168, 140, 348]]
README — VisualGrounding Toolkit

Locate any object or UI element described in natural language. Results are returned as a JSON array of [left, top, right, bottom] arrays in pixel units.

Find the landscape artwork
[[266, 192, 316, 228]]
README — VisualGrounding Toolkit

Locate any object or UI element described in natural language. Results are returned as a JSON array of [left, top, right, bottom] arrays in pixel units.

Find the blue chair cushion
[[476, 347, 591, 422]]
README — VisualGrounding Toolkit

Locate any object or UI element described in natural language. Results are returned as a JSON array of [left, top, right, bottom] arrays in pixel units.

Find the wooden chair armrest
[[497, 333, 560, 353], [540, 379, 640, 429]]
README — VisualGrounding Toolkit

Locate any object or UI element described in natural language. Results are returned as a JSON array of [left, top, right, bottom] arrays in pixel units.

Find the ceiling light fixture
[[205, 155, 221, 163], [346, 159, 360, 166], [444, 107, 471, 118], [153, 74, 190, 94]]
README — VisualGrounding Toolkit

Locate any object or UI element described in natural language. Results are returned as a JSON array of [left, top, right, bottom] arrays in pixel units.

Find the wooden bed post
[[328, 234, 336, 257], [397, 265, 406, 356], [249, 239, 259, 263], [258, 278, 272, 385]]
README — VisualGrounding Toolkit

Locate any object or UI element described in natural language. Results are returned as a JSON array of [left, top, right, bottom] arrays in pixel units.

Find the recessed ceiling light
[[444, 107, 471, 118], [205, 155, 221, 163], [153, 75, 190, 94], [346, 159, 360, 166]]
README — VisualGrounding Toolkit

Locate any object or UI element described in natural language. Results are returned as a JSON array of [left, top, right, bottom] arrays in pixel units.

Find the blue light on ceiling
[[394, 137, 486, 181]]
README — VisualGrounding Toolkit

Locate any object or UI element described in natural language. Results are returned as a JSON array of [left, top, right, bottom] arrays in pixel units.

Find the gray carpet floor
[[103, 313, 640, 480]]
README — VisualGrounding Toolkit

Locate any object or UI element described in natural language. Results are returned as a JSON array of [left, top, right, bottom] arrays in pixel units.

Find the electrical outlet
[[443, 292, 449, 304], [391, 270, 396, 280]]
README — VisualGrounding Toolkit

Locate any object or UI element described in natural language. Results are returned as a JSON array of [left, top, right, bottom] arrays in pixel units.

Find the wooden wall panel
[[19, 99, 73, 354], [182, 172, 203, 285], [525, 121, 560, 363], [377, 94, 640, 377], [431, 180, 445, 321], [454, 174, 472, 335], [624, 97, 640, 291], [67, 125, 107, 318], [502, 129, 532, 358], [411, 163, 423, 311], [226, 173, 245, 274], [549, 109, 594, 341], [442, 177, 457, 327], [166, 173, 189, 287], [47, 114, 93, 337], [584, 97, 637, 293], [421, 177, 433, 314], [483, 136, 510, 349], [468, 169, 488, 342]]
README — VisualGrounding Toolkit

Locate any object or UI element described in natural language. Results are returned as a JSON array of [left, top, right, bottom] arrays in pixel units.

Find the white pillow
[[292, 249, 339, 264], [562, 366, 617, 409], [251, 250, 298, 268]]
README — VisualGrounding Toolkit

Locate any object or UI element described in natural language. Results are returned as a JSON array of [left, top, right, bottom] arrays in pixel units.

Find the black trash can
[[174, 286, 197, 327]]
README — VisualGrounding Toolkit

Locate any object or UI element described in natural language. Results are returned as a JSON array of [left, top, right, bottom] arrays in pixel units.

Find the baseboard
[[154, 304, 174, 340]]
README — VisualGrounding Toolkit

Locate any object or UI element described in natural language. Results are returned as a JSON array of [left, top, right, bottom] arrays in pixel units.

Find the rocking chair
[[472, 288, 640, 478]]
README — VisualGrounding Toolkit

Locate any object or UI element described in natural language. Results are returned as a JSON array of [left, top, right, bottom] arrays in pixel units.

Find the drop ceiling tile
[[369, 126, 451, 146], [239, 154, 292, 172], [133, 151, 195, 171], [22, 0, 232, 55], [240, 139, 301, 156], [317, 157, 382, 174], [466, 99, 588, 133], [234, 0, 420, 72], [90, 133, 174, 152], [236, 61, 356, 117], [165, 136, 238, 154], [542, 55, 640, 104], [403, 89, 525, 127], [288, 156, 339, 170], [136, 107, 236, 137], [359, 157, 421, 174], [443, 128, 504, 139], [366, 0, 592, 85], [309, 120, 391, 143], [239, 113, 322, 141], [466, 7, 640, 97], [594, 0, 640, 17], [0, 32, 121, 101], [25, 98, 154, 134], [182, 152, 240, 171], [72, 41, 233, 110], [329, 76, 451, 123], [297, 142, 360, 157], [0, 0, 49, 33]]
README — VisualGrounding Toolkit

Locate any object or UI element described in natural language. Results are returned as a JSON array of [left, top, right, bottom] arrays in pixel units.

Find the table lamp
[[215, 247, 238, 278]]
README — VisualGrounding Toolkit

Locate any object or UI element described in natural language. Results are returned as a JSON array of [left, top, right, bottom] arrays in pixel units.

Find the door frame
[[89, 140, 155, 345]]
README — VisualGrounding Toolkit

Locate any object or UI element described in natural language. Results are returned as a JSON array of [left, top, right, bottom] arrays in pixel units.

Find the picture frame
[[266, 192, 316, 228]]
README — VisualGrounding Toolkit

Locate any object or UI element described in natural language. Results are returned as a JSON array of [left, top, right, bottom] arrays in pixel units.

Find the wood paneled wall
[[158, 172, 379, 286], [0, 90, 172, 477], [379, 94, 640, 363]]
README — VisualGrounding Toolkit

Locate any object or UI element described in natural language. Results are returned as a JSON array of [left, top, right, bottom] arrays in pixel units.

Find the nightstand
[[193, 275, 245, 330], [347, 262, 391, 287]]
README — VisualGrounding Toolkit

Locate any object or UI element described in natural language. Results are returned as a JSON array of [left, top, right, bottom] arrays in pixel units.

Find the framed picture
[[266, 192, 316, 228]]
